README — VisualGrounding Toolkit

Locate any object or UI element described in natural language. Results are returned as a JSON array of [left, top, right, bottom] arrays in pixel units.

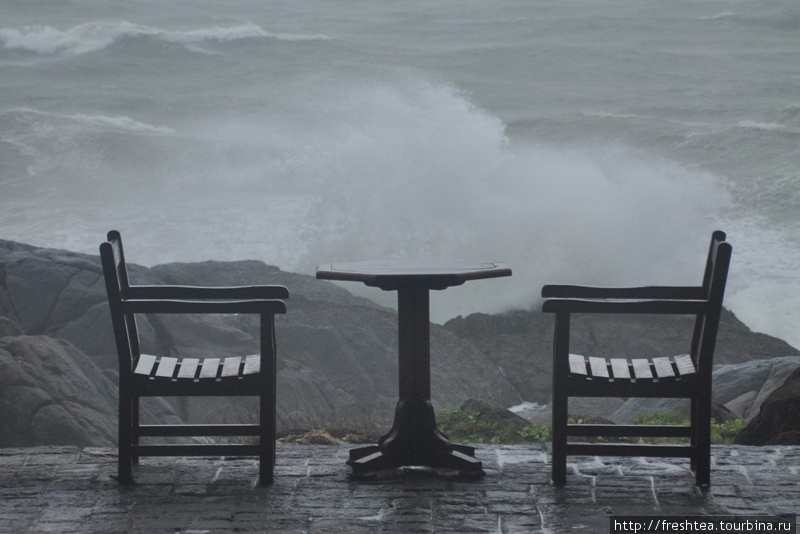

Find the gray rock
[[724, 391, 757, 420], [734, 366, 800, 445], [0, 316, 23, 337], [710, 402, 739, 424], [444, 310, 553, 406], [2, 237, 799, 447], [444, 309, 799, 407], [0, 335, 118, 447], [0, 239, 146, 367], [460, 398, 531, 427], [712, 356, 800, 419], [609, 356, 800, 423], [0, 333, 203, 448], [147, 258, 524, 428], [0, 239, 521, 439]]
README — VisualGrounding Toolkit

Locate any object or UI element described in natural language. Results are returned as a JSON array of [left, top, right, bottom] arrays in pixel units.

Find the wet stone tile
[[2, 445, 799, 532]]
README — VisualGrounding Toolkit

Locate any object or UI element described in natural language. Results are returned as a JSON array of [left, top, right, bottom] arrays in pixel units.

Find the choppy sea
[[2, 0, 799, 347]]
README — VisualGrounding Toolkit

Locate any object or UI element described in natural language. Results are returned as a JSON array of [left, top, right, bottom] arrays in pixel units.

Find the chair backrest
[[692, 231, 732, 377], [701, 230, 727, 294], [100, 230, 140, 375]]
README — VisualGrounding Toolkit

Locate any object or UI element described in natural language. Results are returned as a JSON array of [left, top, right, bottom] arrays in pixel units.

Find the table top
[[315, 259, 511, 291]]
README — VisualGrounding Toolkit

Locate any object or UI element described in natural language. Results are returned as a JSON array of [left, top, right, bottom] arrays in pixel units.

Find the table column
[[397, 284, 430, 401], [347, 282, 483, 477]]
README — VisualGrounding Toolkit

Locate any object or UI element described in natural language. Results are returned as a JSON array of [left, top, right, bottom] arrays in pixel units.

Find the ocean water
[[2, 1, 800, 347]]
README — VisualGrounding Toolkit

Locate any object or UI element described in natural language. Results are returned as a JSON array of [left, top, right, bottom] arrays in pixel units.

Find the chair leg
[[551, 311, 569, 486], [118, 391, 134, 484], [258, 313, 277, 486], [690, 397, 698, 471], [259, 392, 275, 486], [131, 396, 140, 464], [694, 396, 712, 486], [551, 392, 568, 486]]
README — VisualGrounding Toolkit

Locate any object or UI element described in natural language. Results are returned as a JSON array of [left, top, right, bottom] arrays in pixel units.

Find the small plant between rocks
[[436, 408, 550, 445], [435, 407, 745, 445]]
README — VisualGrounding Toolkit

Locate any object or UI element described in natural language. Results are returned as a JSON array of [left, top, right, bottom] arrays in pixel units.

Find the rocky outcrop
[[144, 259, 525, 428], [0, 332, 118, 447], [734, 366, 800, 445], [0, 240, 123, 367], [712, 356, 800, 419], [608, 356, 800, 423], [0, 239, 521, 443], [2, 237, 799, 447], [0, 316, 23, 337], [444, 309, 799, 408], [0, 323, 186, 448]]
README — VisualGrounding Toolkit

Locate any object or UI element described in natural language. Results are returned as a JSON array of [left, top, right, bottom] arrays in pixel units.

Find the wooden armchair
[[100, 230, 288, 485], [541, 231, 731, 486]]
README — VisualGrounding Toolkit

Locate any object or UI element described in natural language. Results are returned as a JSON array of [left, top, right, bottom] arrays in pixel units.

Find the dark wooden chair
[[100, 230, 288, 485], [541, 231, 731, 486]]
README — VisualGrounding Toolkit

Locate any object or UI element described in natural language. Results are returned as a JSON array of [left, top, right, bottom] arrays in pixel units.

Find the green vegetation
[[711, 418, 747, 444], [629, 410, 746, 445], [435, 408, 745, 445], [436, 408, 551, 444], [517, 424, 552, 442]]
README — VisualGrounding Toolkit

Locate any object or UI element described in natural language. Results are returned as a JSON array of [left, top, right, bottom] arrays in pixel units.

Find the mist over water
[[1, 75, 727, 321], [2, 0, 799, 344], [288, 79, 728, 317]]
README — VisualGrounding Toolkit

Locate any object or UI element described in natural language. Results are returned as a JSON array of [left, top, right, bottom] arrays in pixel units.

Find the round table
[[316, 259, 512, 476]]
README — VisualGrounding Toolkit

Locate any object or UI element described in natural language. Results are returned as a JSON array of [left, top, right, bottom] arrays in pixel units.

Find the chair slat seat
[[243, 354, 260, 374], [133, 355, 262, 381], [674, 354, 696, 376], [569, 354, 587, 375], [569, 354, 692, 382], [588, 356, 609, 378], [176, 358, 200, 379], [542, 231, 732, 487], [100, 230, 287, 486], [652, 356, 675, 378], [154, 356, 178, 378], [199, 357, 221, 379], [631, 358, 654, 379], [221, 356, 242, 378], [134, 354, 157, 376], [609, 358, 631, 380]]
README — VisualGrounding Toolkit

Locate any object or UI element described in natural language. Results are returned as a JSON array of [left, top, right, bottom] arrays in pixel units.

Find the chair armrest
[[541, 298, 708, 315], [541, 284, 704, 300], [122, 299, 287, 315], [127, 285, 289, 300]]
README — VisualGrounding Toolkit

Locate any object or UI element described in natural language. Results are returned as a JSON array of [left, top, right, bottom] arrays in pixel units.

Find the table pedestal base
[[347, 399, 484, 477]]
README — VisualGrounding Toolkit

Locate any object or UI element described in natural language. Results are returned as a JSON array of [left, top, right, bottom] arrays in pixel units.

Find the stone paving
[[0, 445, 798, 533]]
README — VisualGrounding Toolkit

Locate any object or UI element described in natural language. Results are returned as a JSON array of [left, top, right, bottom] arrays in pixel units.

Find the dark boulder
[[0, 334, 118, 447], [765, 431, 800, 445], [734, 366, 800, 445], [710, 402, 739, 424], [0, 331, 188, 448]]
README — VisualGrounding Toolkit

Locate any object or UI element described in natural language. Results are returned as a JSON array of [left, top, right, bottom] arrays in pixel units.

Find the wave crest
[[0, 21, 329, 56], [3, 107, 174, 138]]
